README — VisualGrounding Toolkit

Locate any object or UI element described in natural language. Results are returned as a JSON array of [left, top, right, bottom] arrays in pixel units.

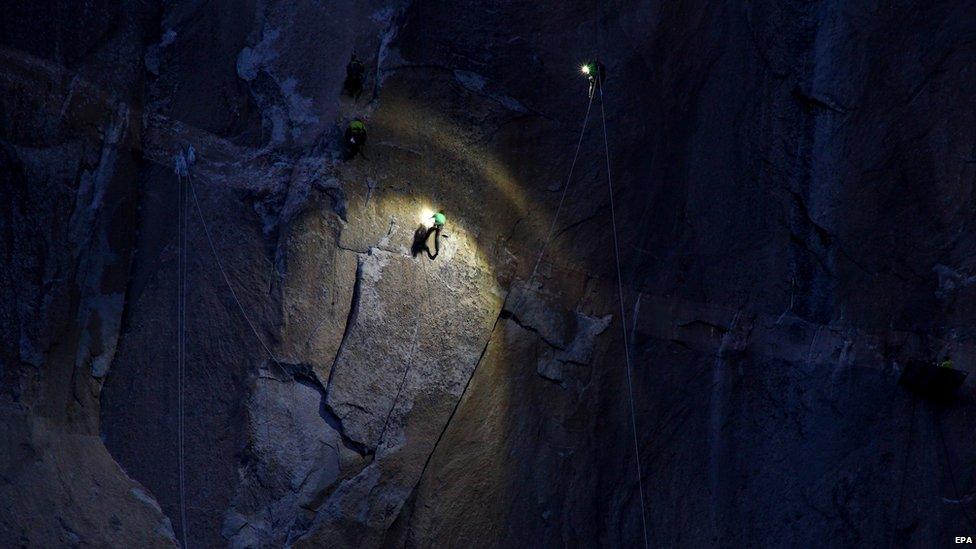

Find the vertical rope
[[599, 85, 650, 548], [376, 258, 435, 447], [188, 174, 284, 371], [510, 93, 594, 316], [893, 396, 916, 537], [176, 172, 189, 548]]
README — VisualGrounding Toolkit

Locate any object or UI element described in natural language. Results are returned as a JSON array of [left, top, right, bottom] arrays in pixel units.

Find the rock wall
[[1, 0, 974, 547], [0, 2, 178, 545]]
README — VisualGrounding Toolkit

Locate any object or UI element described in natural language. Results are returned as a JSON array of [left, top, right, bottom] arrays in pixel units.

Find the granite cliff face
[[2, 1, 975, 547]]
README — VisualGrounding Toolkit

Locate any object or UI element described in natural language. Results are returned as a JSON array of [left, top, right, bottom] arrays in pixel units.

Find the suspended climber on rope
[[581, 60, 606, 99]]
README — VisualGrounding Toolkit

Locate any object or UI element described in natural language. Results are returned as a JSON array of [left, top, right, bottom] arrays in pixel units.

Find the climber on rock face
[[344, 53, 366, 99], [423, 210, 446, 259], [581, 60, 605, 99], [345, 118, 367, 159]]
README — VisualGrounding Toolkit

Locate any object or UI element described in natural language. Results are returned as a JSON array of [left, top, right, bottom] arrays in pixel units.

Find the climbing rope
[[599, 84, 650, 548], [377, 256, 435, 446], [893, 396, 917, 538], [374, 179, 447, 447], [509, 91, 595, 316], [176, 171, 190, 548], [187, 173, 286, 372], [171, 162, 290, 546]]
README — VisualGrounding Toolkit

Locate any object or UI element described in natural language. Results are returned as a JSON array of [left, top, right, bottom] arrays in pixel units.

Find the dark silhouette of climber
[[344, 54, 366, 99], [582, 60, 606, 99], [344, 118, 367, 159], [422, 210, 446, 259]]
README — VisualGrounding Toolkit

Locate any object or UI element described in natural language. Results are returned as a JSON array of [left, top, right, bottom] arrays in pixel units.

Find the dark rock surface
[[2, 0, 975, 547], [0, 2, 177, 546]]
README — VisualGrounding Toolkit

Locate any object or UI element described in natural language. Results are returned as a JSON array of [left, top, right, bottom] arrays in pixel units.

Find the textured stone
[[221, 373, 352, 547], [2, 0, 976, 547]]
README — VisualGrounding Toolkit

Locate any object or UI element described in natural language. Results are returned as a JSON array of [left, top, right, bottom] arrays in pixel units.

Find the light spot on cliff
[[279, 77, 319, 139], [160, 29, 177, 47], [370, 7, 397, 24], [130, 487, 168, 516], [453, 70, 530, 114], [934, 263, 976, 298], [236, 28, 280, 81], [83, 292, 125, 378], [561, 312, 612, 364], [237, 27, 318, 142], [144, 29, 177, 75], [224, 374, 344, 547], [536, 311, 612, 387], [453, 70, 488, 93], [267, 105, 287, 145], [373, 8, 404, 90], [360, 249, 392, 296]]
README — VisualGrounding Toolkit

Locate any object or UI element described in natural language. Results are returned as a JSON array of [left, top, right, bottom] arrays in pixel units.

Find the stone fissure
[[499, 309, 567, 351], [325, 255, 364, 396], [394, 296, 508, 527]]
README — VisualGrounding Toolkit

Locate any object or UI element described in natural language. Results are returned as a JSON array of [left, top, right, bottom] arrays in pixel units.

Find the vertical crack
[[388, 294, 508, 537], [321, 254, 365, 443]]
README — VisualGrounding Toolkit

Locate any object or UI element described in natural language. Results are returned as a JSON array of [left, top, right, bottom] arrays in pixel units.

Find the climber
[[344, 118, 367, 159], [423, 210, 446, 259], [344, 54, 366, 100], [581, 60, 606, 99]]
